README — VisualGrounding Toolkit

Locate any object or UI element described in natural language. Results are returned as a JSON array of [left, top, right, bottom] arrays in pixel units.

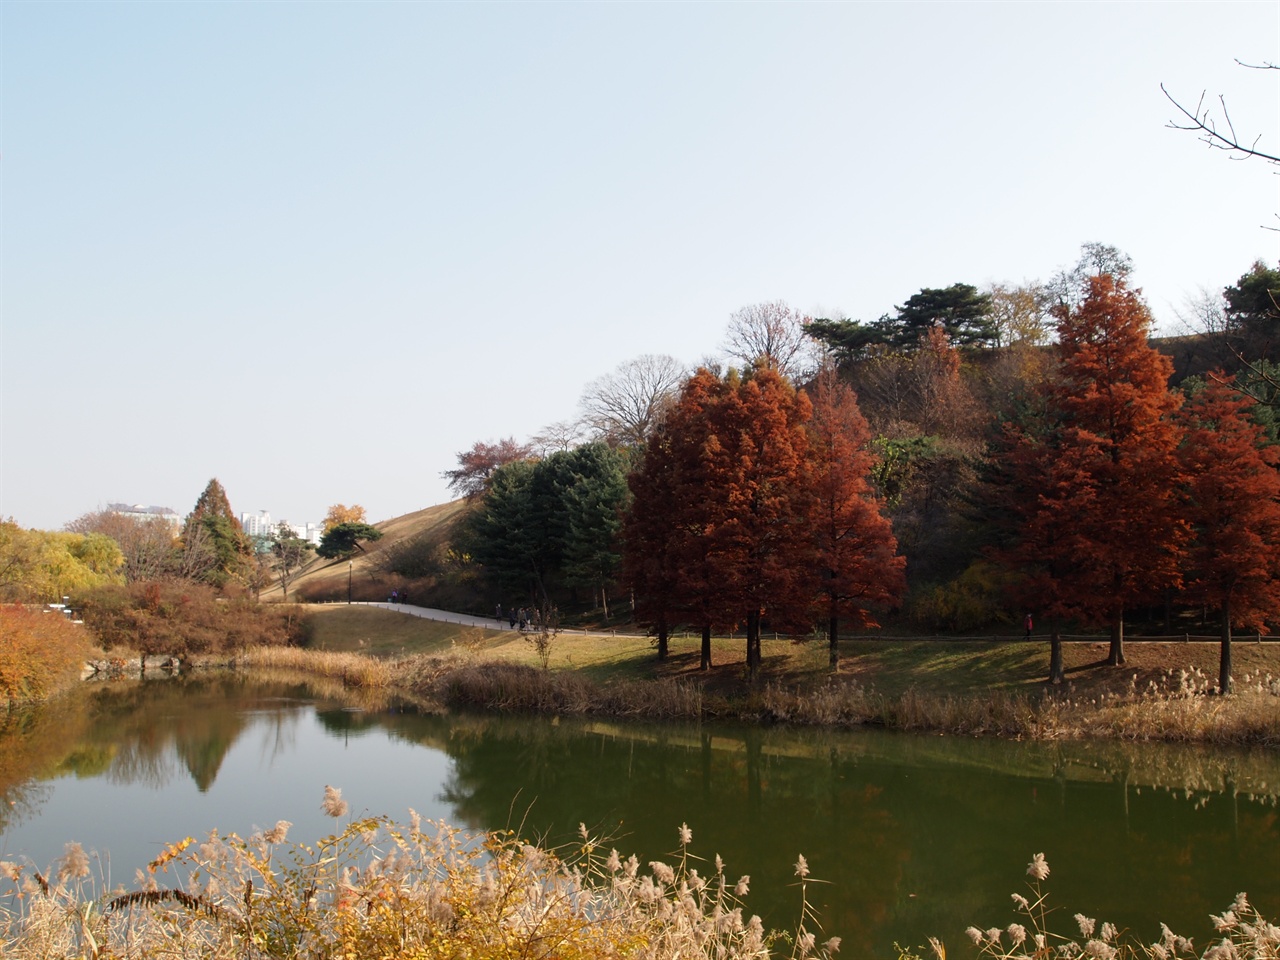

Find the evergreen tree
[[892, 283, 996, 350], [182, 479, 253, 588], [560, 443, 631, 619]]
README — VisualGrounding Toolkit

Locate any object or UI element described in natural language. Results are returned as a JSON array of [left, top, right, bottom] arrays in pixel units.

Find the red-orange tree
[[706, 366, 816, 675], [623, 371, 730, 664], [624, 366, 817, 677], [805, 365, 904, 668], [1177, 375, 1280, 693], [990, 276, 1187, 670], [1053, 276, 1187, 664]]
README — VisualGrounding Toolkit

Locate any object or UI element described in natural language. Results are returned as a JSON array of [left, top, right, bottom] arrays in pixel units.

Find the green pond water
[[0, 672, 1277, 957]]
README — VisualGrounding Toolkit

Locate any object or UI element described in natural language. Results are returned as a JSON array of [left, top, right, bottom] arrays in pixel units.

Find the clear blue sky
[[3, 1, 1277, 531]]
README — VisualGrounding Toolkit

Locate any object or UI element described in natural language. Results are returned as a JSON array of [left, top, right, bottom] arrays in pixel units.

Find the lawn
[[301, 605, 1280, 701]]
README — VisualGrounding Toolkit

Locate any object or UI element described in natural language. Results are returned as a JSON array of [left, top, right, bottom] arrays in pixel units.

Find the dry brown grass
[[0, 799, 840, 960]]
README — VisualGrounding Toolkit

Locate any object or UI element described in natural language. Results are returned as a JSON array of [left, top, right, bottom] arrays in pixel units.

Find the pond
[[1, 671, 1278, 956]]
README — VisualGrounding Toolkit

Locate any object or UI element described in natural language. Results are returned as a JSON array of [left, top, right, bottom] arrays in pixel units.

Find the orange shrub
[[0, 605, 95, 702], [77, 582, 308, 656]]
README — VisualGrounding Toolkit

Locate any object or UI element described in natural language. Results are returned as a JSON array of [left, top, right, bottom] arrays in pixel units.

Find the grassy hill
[[261, 500, 471, 605]]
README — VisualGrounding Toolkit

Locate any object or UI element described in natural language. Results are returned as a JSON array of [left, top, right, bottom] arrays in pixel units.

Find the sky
[[3, 1, 1278, 532]]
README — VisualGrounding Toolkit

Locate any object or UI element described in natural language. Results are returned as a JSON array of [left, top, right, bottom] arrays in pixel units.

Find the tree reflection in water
[[0, 678, 1275, 956]]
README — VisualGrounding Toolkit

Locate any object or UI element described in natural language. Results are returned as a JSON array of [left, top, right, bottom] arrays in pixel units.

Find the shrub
[[76, 582, 308, 657], [0, 605, 95, 703], [907, 561, 1015, 632]]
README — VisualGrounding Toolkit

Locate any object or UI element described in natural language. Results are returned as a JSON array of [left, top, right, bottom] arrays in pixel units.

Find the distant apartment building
[[108, 503, 182, 532], [240, 511, 323, 546]]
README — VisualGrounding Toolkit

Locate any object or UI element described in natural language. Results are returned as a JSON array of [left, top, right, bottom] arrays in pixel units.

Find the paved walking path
[[355, 601, 636, 638]]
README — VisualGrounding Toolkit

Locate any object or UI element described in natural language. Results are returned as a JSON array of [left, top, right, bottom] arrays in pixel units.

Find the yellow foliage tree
[[323, 504, 367, 533], [0, 520, 124, 603]]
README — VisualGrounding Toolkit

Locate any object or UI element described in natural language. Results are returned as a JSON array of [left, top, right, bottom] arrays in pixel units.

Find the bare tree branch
[[1161, 82, 1280, 165]]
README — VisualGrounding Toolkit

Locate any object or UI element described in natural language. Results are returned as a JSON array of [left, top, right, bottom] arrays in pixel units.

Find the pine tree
[[1177, 375, 1280, 693]]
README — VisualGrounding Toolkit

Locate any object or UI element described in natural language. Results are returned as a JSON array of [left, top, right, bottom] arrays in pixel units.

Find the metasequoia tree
[[804, 365, 904, 668], [1177, 376, 1280, 693], [705, 366, 817, 675], [985, 403, 1096, 684], [624, 367, 816, 677], [1060, 276, 1188, 664], [906, 324, 982, 438], [578, 354, 687, 448], [623, 370, 730, 666], [183, 479, 253, 588], [1000, 276, 1187, 667]]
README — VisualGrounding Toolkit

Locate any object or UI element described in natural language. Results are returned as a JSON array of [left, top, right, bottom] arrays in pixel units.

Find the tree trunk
[[1219, 594, 1233, 695], [657, 622, 669, 662], [746, 609, 762, 678], [1107, 607, 1126, 665], [700, 624, 711, 671], [828, 605, 840, 672], [1048, 621, 1065, 685]]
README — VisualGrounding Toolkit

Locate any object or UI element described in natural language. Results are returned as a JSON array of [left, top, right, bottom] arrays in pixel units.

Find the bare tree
[[986, 282, 1053, 348], [530, 420, 586, 456], [578, 354, 687, 447], [1046, 242, 1135, 313], [66, 510, 177, 583], [1173, 285, 1229, 337], [722, 300, 817, 380], [270, 523, 314, 600], [171, 521, 219, 582]]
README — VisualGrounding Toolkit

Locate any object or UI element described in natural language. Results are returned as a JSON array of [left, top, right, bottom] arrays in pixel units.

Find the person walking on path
[[1024, 612, 1033, 639]]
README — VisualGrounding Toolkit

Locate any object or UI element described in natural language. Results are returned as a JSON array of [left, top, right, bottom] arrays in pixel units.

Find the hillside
[[261, 500, 470, 603]]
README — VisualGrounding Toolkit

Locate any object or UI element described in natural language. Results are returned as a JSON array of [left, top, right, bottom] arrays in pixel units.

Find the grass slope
[[260, 501, 468, 603]]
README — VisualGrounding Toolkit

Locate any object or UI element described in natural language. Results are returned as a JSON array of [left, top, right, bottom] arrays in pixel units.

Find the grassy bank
[[273, 606, 1280, 744]]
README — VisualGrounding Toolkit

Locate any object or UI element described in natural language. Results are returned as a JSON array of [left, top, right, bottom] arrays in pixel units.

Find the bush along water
[[0, 787, 841, 960]]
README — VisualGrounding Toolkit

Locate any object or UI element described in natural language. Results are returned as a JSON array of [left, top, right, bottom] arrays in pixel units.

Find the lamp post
[[348, 560, 353, 604]]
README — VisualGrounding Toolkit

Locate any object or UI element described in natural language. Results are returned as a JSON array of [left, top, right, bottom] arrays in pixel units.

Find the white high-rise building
[[238, 511, 324, 546], [241, 510, 274, 537]]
